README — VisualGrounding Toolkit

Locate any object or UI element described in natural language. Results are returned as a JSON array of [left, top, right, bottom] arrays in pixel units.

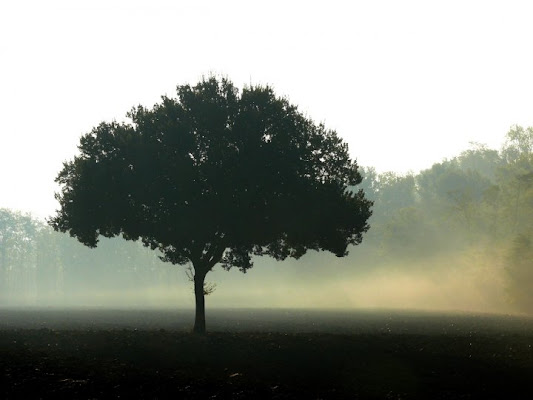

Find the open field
[[1, 308, 533, 399]]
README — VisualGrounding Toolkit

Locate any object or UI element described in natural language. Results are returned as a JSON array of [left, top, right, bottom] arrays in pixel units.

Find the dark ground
[[1, 308, 533, 399]]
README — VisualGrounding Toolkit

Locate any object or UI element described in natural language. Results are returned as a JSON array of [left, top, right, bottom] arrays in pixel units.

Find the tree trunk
[[193, 269, 207, 334]]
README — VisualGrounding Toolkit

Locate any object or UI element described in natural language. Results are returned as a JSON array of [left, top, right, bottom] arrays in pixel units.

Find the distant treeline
[[0, 211, 177, 305], [1, 126, 532, 311], [356, 125, 533, 312]]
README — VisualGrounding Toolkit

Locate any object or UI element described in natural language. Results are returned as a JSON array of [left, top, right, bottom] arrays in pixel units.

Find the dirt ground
[[1, 326, 533, 399]]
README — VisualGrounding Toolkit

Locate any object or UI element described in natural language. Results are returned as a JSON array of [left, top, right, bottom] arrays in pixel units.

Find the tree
[[50, 77, 372, 333], [374, 172, 416, 219], [501, 125, 533, 165], [0, 209, 41, 304], [456, 142, 501, 182], [506, 232, 533, 313]]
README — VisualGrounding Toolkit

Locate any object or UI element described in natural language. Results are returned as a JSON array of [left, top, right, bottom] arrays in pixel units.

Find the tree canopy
[[3, 124, 532, 315], [50, 77, 373, 332]]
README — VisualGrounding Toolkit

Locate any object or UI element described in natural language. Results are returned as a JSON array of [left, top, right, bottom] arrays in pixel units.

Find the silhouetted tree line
[[1, 125, 532, 313]]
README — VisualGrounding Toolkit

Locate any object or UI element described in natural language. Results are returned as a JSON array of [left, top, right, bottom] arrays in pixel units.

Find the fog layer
[[1, 126, 532, 314]]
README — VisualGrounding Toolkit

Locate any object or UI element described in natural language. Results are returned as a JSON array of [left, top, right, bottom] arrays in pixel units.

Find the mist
[[0, 231, 513, 315], [1, 127, 532, 316], [0, 253, 510, 314]]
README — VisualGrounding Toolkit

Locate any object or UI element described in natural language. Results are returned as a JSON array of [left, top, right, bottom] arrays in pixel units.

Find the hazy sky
[[2, 0, 533, 219]]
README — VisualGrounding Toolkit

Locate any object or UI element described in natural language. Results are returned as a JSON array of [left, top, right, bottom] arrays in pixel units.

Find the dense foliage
[[48, 77, 372, 332], [357, 126, 533, 311], [2, 121, 533, 314]]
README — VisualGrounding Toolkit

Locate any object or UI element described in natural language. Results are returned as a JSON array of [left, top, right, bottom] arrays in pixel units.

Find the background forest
[[1, 126, 532, 314]]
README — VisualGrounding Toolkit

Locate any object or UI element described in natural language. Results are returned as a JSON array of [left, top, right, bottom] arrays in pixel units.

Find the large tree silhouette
[[50, 77, 372, 333]]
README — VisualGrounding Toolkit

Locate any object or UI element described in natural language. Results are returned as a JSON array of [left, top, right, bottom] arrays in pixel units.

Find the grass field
[[1, 308, 532, 399]]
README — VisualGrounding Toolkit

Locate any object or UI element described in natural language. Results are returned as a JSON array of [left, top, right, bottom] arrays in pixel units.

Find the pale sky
[[2, 0, 533, 219]]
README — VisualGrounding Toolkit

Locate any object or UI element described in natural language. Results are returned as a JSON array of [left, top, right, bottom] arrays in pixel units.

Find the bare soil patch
[[1, 325, 532, 399]]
